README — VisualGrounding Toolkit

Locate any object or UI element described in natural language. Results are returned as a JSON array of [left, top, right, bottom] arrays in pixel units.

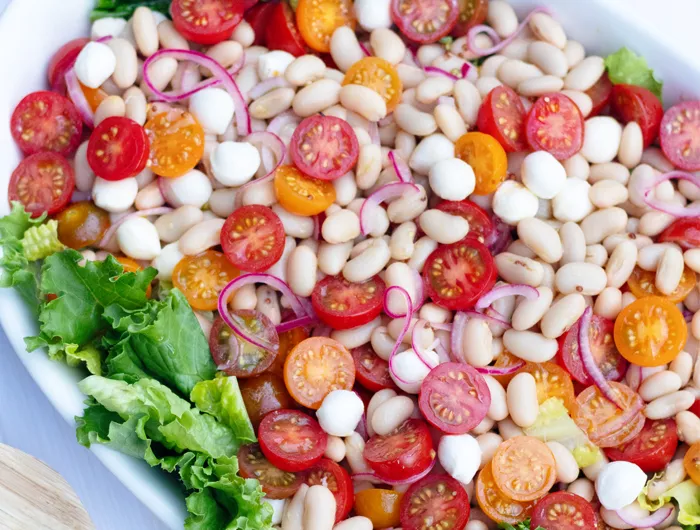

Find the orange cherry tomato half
[[173, 250, 239, 311], [343, 57, 403, 113], [283, 337, 355, 409], [115, 257, 151, 297], [56, 201, 110, 249], [614, 296, 688, 367], [491, 436, 557, 502], [476, 462, 535, 525], [573, 382, 645, 448], [269, 326, 309, 375], [296, 0, 355, 53], [80, 82, 108, 112], [522, 362, 576, 414], [354, 489, 403, 529], [627, 266, 697, 304], [684, 442, 700, 485], [274, 165, 337, 216], [144, 108, 205, 178], [455, 132, 508, 195], [492, 349, 523, 387]]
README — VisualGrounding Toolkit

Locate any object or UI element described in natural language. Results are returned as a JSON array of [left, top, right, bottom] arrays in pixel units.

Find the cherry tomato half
[[145, 108, 205, 178], [290, 115, 359, 181], [171, 0, 244, 45], [585, 72, 613, 117], [311, 275, 386, 330], [343, 57, 403, 113], [423, 239, 497, 310], [400, 474, 470, 530], [245, 1, 278, 46], [531, 492, 597, 530], [363, 419, 435, 482], [240, 373, 294, 427], [659, 218, 700, 250], [492, 436, 557, 502], [605, 419, 678, 473], [525, 93, 584, 160], [477, 86, 527, 152], [522, 362, 576, 413], [476, 462, 534, 525], [660, 100, 700, 171], [238, 443, 304, 499], [259, 409, 328, 472], [221, 205, 286, 273], [48, 38, 89, 93], [173, 250, 239, 311], [266, 2, 307, 56], [9, 152, 74, 217], [684, 442, 700, 485], [391, 0, 459, 44], [435, 199, 494, 244], [56, 201, 110, 249], [453, 0, 488, 36], [627, 265, 697, 303], [269, 326, 309, 376], [305, 459, 353, 522], [354, 489, 403, 529], [352, 345, 396, 392], [11, 91, 82, 156], [296, 0, 355, 53], [610, 84, 663, 148], [274, 165, 336, 216], [454, 132, 508, 195], [87, 117, 150, 181], [419, 362, 491, 434]]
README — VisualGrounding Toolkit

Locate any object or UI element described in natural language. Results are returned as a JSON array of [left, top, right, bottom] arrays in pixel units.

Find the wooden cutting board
[[0, 443, 94, 530]]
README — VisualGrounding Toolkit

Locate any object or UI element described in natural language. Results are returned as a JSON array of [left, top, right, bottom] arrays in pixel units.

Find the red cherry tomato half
[[10, 91, 83, 156], [391, 0, 460, 44], [435, 199, 494, 244], [87, 117, 150, 181], [290, 115, 359, 181], [238, 443, 304, 499], [691, 399, 700, 417], [48, 38, 89, 94], [266, 2, 307, 56], [221, 205, 285, 272], [245, 1, 278, 46], [525, 93, 584, 160], [258, 409, 328, 472], [423, 239, 497, 310], [660, 101, 700, 171], [400, 474, 470, 530], [9, 152, 75, 217], [364, 419, 435, 482], [311, 275, 386, 330], [585, 72, 613, 117], [605, 419, 678, 473], [658, 218, 700, 250], [531, 492, 598, 530], [610, 84, 663, 148], [352, 345, 396, 392], [452, 0, 488, 37], [305, 459, 353, 522], [477, 85, 528, 152], [557, 314, 627, 385], [419, 362, 491, 434], [171, 0, 244, 45]]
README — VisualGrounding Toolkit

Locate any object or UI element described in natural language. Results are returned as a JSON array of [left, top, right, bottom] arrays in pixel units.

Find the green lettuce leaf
[[24, 335, 104, 375], [91, 0, 171, 21], [191, 375, 256, 444], [499, 520, 545, 530], [639, 480, 700, 525], [605, 47, 663, 99], [21, 220, 64, 261]]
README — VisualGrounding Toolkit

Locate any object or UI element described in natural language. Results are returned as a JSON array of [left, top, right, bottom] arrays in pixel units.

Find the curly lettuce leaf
[[605, 47, 663, 99], [639, 480, 700, 525], [22, 220, 64, 261], [25, 336, 104, 375]]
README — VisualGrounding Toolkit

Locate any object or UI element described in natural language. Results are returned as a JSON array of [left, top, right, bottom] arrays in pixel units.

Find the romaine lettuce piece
[[639, 480, 700, 525]]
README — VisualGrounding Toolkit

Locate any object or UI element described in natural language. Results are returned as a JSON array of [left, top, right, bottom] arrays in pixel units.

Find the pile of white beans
[[69, 2, 700, 529]]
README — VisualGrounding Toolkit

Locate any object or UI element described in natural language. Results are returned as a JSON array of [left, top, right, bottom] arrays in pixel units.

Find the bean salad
[[2, 0, 700, 529]]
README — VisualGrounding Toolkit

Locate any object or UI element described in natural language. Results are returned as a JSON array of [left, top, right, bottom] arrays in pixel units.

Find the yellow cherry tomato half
[[354, 488, 402, 528], [684, 443, 700, 485], [455, 131, 508, 195], [145, 108, 205, 178], [296, 0, 355, 53], [343, 57, 403, 113], [173, 250, 239, 311], [274, 165, 336, 216], [627, 265, 697, 303]]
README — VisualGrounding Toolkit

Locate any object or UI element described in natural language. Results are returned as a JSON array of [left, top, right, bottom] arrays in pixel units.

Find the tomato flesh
[[525, 93, 584, 160], [305, 459, 353, 522], [296, 0, 355, 53], [585, 73, 613, 116], [605, 419, 678, 473], [259, 409, 328, 472], [492, 436, 557, 502], [391, 0, 460, 44], [9, 152, 75, 217], [145, 109, 205, 178], [477, 86, 527, 152], [660, 101, 700, 171], [311, 275, 386, 330], [238, 443, 304, 499], [453, 0, 488, 36], [173, 250, 239, 311], [171, 0, 244, 45], [290, 116, 359, 181], [56, 201, 110, 249], [610, 84, 663, 147], [531, 492, 597, 530], [87, 117, 150, 181], [435, 200, 494, 244], [400, 474, 470, 530], [659, 217, 700, 250], [352, 345, 396, 392], [266, 2, 307, 56], [240, 373, 294, 428], [221, 205, 285, 273], [245, 1, 278, 46], [48, 38, 89, 93], [476, 462, 534, 525], [355, 489, 403, 528]]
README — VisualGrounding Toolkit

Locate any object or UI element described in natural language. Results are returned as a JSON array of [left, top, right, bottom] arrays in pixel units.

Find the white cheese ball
[[438, 434, 482, 485], [258, 50, 296, 80], [316, 390, 364, 437], [354, 0, 392, 31], [117, 216, 162, 260], [429, 158, 476, 201], [91, 17, 127, 39], [551, 178, 593, 222], [92, 177, 138, 213], [390, 349, 438, 394], [580, 117, 623, 164], [521, 151, 567, 199], [595, 461, 647, 510], [74, 41, 117, 89], [189, 88, 235, 135], [211, 141, 261, 187], [409, 134, 454, 175], [160, 169, 213, 208], [151, 242, 184, 281], [264, 499, 285, 525], [492, 180, 539, 224]]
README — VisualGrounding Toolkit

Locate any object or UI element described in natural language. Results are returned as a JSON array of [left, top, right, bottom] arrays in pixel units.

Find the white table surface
[[2, 1, 700, 530]]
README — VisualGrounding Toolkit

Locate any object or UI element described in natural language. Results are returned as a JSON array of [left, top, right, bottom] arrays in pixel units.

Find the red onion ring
[[275, 314, 316, 334], [267, 110, 301, 136], [450, 312, 468, 362], [65, 69, 95, 128], [461, 62, 472, 79], [312, 215, 321, 240], [463, 309, 512, 329], [232, 131, 286, 208], [172, 62, 201, 93], [641, 170, 700, 217], [412, 268, 425, 312], [615, 505, 673, 527], [476, 284, 539, 310], [486, 215, 512, 254], [467, 7, 550, 56], [359, 182, 420, 235], [411, 319, 436, 369], [98, 207, 173, 248], [388, 150, 413, 183], [352, 455, 435, 485], [248, 76, 292, 100], [476, 361, 525, 376], [156, 56, 245, 103], [424, 66, 459, 81], [626, 364, 643, 391], [385, 286, 414, 385], [142, 49, 250, 136], [359, 41, 372, 56], [368, 122, 380, 146]]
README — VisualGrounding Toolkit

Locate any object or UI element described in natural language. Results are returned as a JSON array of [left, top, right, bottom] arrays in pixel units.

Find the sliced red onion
[[142, 49, 250, 136], [359, 41, 372, 56], [65, 69, 95, 128], [359, 182, 419, 235], [615, 505, 673, 527], [463, 309, 512, 329], [578, 307, 625, 409], [431, 322, 453, 331], [275, 314, 315, 334], [411, 319, 435, 369], [71, 190, 91, 203], [627, 364, 643, 391], [450, 312, 468, 363], [476, 284, 539, 310], [312, 214, 321, 240], [220, 307, 279, 353], [467, 7, 550, 56], [368, 122, 380, 146], [424, 65, 459, 81], [94, 35, 113, 43], [378, 114, 394, 127], [412, 268, 425, 312], [267, 110, 301, 135], [476, 361, 525, 376], [173, 62, 201, 93], [461, 62, 472, 79], [641, 170, 700, 217], [233, 131, 286, 208], [312, 324, 332, 337], [437, 96, 456, 107], [352, 456, 435, 485], [385, 286, 414, 385], [388, 151, 413, 183], [98, 207, 173, 248], [248, 76, 292, 100], [486, 215, 512, 254], [684, 308, 694, 322], [434, 340, 450, 362]]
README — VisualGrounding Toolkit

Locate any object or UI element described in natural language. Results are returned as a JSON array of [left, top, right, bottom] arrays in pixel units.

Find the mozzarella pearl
[[117, 216, 161, 260], [521, 151, 567, 199], [409, 134, 454, 175], [551, 178, 593, 222], [316, 390, 364, 437], [92, 177, 138, 213], [438, 434, 482, 485], [580, 117, 623, 164], [257, 50, 296, 80], [74, 42, 117, 89], [492, 180, 539, 224], [354, 0, 392, 31], [595, 461, 647, 510], [160, 169, 213, 208], [189, 88, 235, 135], [210, 141, 261, 187], [151, 242, 184, 281], [390, 349, 437, 394], [429, 158, 476, 201]]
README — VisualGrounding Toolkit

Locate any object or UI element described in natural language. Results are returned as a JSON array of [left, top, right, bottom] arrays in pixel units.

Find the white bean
[[322, 209, 361, 244], [329, 26, 365, 72], [528, 41, 568, 77], [644, 391, 695, 420], [366, 389, 397, 438], [340, 84, 387, 122], [503, 330, 558, 363], [594, 287, 623, 320], [371, 396, 415, 436], [618, 121, 644, 168], [331, 317, 381, 350], [639, 371, 682, 402], [484, 376, 508, 422], [154, 205, 203, 243], [497, 59, 543, 89], [656, 247, 685, 295], [605, 240, 638, 288], [589, 180, 629, 208], [178, 219, 225, 256], [676, 411, 700, 444], [567, 478, 595, 502], [407, 236, 438, 271], [107, 38, 138, 89], [547, 441, 579, 484], [580, 207, 628, 244], [529, 12, 567, 48], [287, 246, 317, 297], [123, 86, 147, 125], [157, 20, 189, 50], [293, 79, 341, 117], [318, 241, 353, 276], [517, 217, 562, 263], [256, 286, 281, 325], [462, 319, 494, 367], [370, 28, 405, 64], [393, 103, 438, 136], [564, 56, 605, 91], [495, 253, 544, 287], [498, 418, 524, 440], [419, 209, 469, 244], [389, 222, 417, 261], [333, 517, 373, 530], [132, 7, 158, 57], [487, 1, 518, 37], [281, 484, 309, 530], [556, 262, 607, 295], [512, 286, 553, 331], [453, 79, 481, 126], [560, 222, 586, 265], [507, 373, 539, 428], [541, 293, 586, 339], [303, 486, 336, 530]]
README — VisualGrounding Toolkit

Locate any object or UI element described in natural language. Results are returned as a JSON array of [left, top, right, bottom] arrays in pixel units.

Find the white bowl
[[0, 1, 698, 528]]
